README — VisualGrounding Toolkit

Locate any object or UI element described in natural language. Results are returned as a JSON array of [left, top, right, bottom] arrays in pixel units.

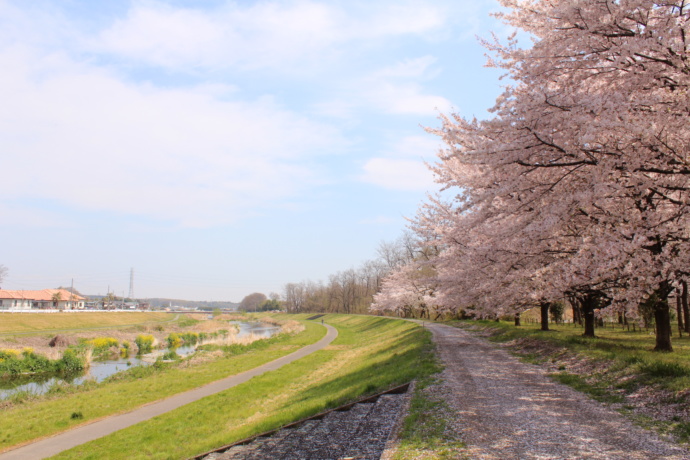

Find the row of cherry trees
[[372, 0, 690, 351]]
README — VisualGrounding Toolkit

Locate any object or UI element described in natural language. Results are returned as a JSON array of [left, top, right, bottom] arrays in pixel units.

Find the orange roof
[[0, 289, 84, 301]]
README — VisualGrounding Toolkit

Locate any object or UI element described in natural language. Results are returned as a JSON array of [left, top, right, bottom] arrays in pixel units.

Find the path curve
[[0, 322, 338, 460], [425, 322, 690, 460]]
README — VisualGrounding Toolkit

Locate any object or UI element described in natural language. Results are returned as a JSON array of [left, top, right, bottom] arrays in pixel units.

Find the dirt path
[[0, 323, 337, 460], [426, 322, 690, 460]]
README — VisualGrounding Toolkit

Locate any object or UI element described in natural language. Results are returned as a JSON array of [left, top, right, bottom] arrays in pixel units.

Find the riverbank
[[0, 316, 319, 452]]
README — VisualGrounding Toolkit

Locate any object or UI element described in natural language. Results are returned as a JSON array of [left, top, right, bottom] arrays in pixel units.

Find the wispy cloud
[[94, 0, 448, 72], [359, 135, 440, 192], [0, 46, 341, 227]]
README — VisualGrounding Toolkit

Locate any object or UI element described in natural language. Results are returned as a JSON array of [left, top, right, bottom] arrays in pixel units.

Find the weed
[[134, 335, 155, 354], [8, 389, 36, 405], [159, 350, 180, 361], [70, 412, 83, 420], [672, 422, 690, 442], [166, 333, 182, 348], [638, 361, 690, 379]]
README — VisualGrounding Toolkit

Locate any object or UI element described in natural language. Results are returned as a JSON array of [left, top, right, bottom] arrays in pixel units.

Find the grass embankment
[[0, 312, 175, 335], [449, 319, 690, 442], [0, 321, 324, 451], [50, 314, 438, 460]]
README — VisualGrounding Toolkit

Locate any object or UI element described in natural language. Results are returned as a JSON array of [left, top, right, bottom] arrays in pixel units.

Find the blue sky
[[0, 0, 505, 301]]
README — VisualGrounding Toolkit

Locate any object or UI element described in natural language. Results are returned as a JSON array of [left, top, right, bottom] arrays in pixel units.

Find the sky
[[0, 0, 507, 301]]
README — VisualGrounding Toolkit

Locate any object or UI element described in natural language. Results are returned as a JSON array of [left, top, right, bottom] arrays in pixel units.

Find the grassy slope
[[0, 312, 174, 334], [50, 314, 438, 460], [0, 321, 325, 451]]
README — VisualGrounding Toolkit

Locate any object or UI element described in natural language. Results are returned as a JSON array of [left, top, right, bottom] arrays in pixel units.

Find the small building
[[0, 289, 85, 310]]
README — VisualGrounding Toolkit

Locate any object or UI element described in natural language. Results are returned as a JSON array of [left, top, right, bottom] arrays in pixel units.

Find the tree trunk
[[581, 294, 596, 338], [653, 282, 673, 352], [570, 298, 582, 325], [683, 280, 690, 334], [514, 312, 521, 326], [540, 302, 550, 331], [676, 290, 684, 338], [654, 300, 673, 351]]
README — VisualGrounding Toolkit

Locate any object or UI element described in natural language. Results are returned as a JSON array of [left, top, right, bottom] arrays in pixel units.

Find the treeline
[[143, 298, 239, 310], [282, 233, 421, 314]]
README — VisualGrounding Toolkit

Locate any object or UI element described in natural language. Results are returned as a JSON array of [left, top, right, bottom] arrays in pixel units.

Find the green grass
[[0, 312, 175, 335], [48, 314, 438, 460], [550, 372, 624, 404], [393, 376, 465, 460], [450, 319, 690, 392], [0, 321, 325, 451]]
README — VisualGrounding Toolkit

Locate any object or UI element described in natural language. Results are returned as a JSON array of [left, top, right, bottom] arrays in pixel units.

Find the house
[[0, 289, 85, 310]]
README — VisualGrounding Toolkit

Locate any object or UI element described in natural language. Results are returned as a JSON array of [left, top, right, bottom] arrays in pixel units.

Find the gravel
[[203, 393, 407, 460], [425, 322, 690, 460]]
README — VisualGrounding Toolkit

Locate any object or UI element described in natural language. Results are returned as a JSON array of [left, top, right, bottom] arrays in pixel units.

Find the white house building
[[0, 289, 85, 310]]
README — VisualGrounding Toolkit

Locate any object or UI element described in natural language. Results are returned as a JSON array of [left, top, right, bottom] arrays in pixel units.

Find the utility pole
[[128, 267, 134, 300]]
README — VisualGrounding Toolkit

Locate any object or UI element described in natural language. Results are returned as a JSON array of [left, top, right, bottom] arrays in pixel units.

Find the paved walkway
[[0, 323, 337, 460], [425, 322, 690, 460]]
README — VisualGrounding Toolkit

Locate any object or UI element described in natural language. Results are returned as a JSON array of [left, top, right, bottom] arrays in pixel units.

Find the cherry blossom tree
[[409, 0, 690, 350]]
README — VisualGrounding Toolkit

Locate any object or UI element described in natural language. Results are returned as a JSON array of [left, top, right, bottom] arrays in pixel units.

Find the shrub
[[21, 347, 35, 358], [57, 349, 86, 373], [180, 332, 199, 345], [166, 333, 182, 348], [135, 335, 155, 354], [82, 337, 119, 359], [160, 350, 180, 361], [120, 341, 131, 358], [0, 347, 85, 377], [83, 337, 119, 353], [0, 349, 20, 360]]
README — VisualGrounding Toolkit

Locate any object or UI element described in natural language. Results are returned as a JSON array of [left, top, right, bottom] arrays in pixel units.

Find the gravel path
[[426, 322, 690, 460]]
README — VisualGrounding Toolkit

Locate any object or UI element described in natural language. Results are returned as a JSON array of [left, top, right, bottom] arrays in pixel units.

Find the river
[[0, 321, 280, 400]]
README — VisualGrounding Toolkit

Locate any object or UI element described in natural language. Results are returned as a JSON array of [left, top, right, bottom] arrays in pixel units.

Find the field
[[0, 312, 175, 335]]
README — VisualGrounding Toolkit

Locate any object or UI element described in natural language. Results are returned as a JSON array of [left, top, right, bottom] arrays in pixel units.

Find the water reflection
[[0, 321, 280, 400], [232, 321, 280, 338]]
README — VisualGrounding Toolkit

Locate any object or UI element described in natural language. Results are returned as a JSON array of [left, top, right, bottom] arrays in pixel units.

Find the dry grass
[[0, 312, 173, 334]]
